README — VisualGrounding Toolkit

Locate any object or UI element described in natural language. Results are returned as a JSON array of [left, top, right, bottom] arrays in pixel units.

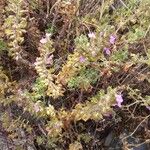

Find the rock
[[120, 131, 150, 150], [104, 131, 114, 147], [132, 143, 150, 150], [104, 131, 122, 150]]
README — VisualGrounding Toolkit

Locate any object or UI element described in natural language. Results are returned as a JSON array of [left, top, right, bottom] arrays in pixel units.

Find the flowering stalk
[[70, 87, 117, 121], [109, 35, 116, 44], [35, 34, 63, 99], [57, 51, 87, 85], [104, 47, 111, 55], [3, 0, 27, 59]]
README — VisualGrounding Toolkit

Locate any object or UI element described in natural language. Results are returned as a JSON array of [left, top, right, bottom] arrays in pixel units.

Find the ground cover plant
[[0, 0, 150, 149]]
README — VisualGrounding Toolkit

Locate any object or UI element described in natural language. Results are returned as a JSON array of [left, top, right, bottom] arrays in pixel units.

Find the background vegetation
[[0, 0, 150, 149]]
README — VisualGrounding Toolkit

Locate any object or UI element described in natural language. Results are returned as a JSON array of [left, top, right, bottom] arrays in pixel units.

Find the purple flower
[[99, 32, 104, 37], [103, 47, 111, 55], [146, 106, 150, 111], [34, 103, 40, 112], [88, 32, 96, 39], [40, 38, 47, 44], [115, 93, 124, 107], [79, 56, 86, 63], [103, 113, 112, 118], [109, 35, 116, 44], [69, 47, 74, 52], [46, 54, 53, 65]]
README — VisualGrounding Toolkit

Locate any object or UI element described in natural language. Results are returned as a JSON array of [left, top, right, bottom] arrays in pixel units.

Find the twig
[[49, 0, 61, 15], [122, 114, 150, 142]]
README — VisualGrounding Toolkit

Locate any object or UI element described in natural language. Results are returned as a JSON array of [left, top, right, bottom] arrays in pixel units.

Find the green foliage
[[3, 0, 27, 58], [145, 49, 150, 66], [28, 0, 39, 10], [110, 48, 128, 63], [0, 0, 150, 149], [75, 34, 89, 51], [0, 39, 7, 53], [57, 51, 88, 85], [25, 77, 47, 101], [68, 68, 99, 90], [35, 34, 63, 98], [77, 133, 92, 143], [127, 27, 145, 43], [71, 87, 116, 121], [69, 141, 83, 150]]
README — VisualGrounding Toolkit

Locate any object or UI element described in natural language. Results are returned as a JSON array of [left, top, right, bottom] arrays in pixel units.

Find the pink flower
[[88, 32, 96, 39], [146, 106, 150, 111], [91, 51, 96, 56], [115, 93, 124, 107], [99, 32, 104, 37], [34, 103, 40, 112], [40, 38, 47, 44], [109, 35, 116, 44], [79, 56, 86, 63], [103, 47, 111, 55], [46, 54, 53, 65]]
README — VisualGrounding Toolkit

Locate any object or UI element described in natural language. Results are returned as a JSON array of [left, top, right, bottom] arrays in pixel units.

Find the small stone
[[104, 132, 114, 147]]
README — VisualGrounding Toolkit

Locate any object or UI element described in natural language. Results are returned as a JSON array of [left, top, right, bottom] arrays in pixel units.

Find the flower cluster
[[34, 33, 63, 99], [115, 93, 124, 107], [103, 35, 116, 55]]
